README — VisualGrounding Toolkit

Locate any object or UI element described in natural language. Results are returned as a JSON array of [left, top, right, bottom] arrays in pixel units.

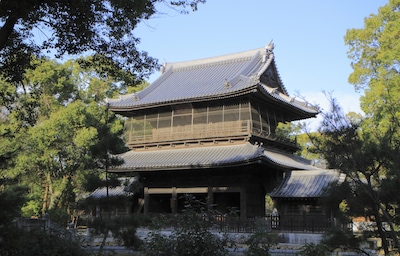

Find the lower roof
[[110, 142, 319, 172], [89, 178, 136, 199], [269, 169, 346, 198]]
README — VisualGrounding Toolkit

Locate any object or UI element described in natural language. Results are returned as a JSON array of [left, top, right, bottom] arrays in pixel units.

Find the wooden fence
[[84, 213, 352, 234], [210, 215, 352, 233]]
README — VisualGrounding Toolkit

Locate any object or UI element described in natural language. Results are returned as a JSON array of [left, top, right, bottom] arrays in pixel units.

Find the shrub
[[245, 221, 278, 256], [140, 194, 235, 256], [0, 227, 87, 256], [297, 242, 331, 256]]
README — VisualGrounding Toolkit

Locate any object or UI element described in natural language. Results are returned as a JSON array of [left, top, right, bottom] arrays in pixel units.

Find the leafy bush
[[88, 215, 143, 249], [109, 215, 143, 249], [297, 242, 331, 256], [0, 186, 27, 225], [140, 219, 232, 256], [0, 227, 87, 256], [140, 194, 235, 256], [245, 221, 278, 256], [321, 228, 360, 251]]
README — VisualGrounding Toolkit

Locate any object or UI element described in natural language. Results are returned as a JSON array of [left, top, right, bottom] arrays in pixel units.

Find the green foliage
[[276, 122, 323, 162], [276, 122, 302, 138], [21, 200, 41, 218], [245, 222, 278, 256], [47, 208, 70, 226], [141, 231, 177, 256], [309, 94, 400, 254], [321, 228, 360, 252], [330, 2, 400, 254], [0, 228, 87, 256], [297, 243, 331, 256], [0, 0, 205, 86], [0, 186, 86, 256], [14, 99, 125, 214], [0, 186, 27, 226], [141, 221, 232, 256], [87, 215, 144, 250], [345, 0, 400, 92], [0, 58, 128, 238], [140, 194, 234, 256]]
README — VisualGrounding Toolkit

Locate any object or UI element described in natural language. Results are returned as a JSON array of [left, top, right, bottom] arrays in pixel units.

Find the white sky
[[134, 0, 388, 128]]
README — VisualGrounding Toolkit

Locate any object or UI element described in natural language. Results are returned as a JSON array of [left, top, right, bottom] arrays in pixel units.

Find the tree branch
[[0, 15, 18, 50]]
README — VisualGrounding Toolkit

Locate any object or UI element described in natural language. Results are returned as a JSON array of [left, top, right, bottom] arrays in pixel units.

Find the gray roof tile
[[270, 169, 346, 198], [89, 178, 136, 199], [110, 142, 318, 172], [107, 45, 318, 115]]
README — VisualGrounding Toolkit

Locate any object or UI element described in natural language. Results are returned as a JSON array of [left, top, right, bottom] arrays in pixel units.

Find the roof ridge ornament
[[266, 40, 275, 53], [132, 92, 140, 101], [224, 79, 231, 89], [160, 62, 167, 74], [263, 40, 275, 62]]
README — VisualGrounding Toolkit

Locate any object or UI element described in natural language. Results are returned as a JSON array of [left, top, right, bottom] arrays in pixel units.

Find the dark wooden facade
[[270, 169, 346, 229], [123, 96, 301, 150], [108, 43, 320, 218]]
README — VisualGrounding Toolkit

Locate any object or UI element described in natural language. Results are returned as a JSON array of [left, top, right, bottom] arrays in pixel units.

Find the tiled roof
[[269, 169, 346, 198], [107, 43, 318, 115], [263, 149, 319, 170], [89, 178, 136, 199], [90, 186, 129, 199], [110, 142, 318, 172]]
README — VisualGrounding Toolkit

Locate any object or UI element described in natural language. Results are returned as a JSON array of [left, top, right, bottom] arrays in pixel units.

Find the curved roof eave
[[269, 169, 346, 198], [109, 142, 317, 173], [257, 83, 319, 116], [108, 87, 257, 112]]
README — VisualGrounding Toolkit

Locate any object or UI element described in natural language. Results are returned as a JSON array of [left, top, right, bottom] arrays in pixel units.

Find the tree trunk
[[97, 225, 110, 256], [381, 204, 399, 250], [51, 175, 69, 209], [41, 172, 51, 214], [42, 181, 49, 214], [373, 208, 389, 255]]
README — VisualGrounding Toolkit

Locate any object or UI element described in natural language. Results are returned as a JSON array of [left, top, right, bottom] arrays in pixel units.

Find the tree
[[0, 58, 127, 222], [308, 96, 399, 255], [0, 0, 205, 86], [343, 1, 400, 254], [15, 101, 124, 215], [276, 122, 322, 162]]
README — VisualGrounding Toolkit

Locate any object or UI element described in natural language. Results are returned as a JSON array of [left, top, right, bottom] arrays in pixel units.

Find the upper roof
[[107, 43, 318, 116], [269, 169, 346, 198], [110, 142, 319, 172]]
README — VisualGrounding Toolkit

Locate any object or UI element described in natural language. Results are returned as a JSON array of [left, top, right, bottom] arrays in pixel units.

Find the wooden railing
[[127, 120, 297, 148], [126, 214, 351, 233], [127, 120, 251, 145], [211, 215, 351, 233]]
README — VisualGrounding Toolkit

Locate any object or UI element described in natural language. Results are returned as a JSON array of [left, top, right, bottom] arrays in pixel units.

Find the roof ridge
[[165, 47, 264, 71], [173, 56, 254, 73]]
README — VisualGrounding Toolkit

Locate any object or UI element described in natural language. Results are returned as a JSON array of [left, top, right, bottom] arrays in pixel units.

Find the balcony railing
[[127, 120, 296, 148]]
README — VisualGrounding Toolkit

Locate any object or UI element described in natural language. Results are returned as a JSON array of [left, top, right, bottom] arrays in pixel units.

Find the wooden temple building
[[107, 43, 340, 220]]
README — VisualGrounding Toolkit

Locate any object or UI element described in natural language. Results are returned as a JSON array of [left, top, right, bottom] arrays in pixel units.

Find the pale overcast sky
[[134, 0, 388, 128]]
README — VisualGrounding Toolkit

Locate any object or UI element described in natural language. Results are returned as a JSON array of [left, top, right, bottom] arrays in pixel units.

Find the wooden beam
[[240, 188, 247, 219], [144, 187, 149, 214], [147, 187, 242, 194], [171, 186, 177, 214]]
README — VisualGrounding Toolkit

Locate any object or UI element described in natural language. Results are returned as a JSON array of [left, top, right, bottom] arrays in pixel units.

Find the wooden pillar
[[171, 186, 177, 214], [144, 187, 149, 214], [240, 188, 247, 219], [207, 186, 214, 210]]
